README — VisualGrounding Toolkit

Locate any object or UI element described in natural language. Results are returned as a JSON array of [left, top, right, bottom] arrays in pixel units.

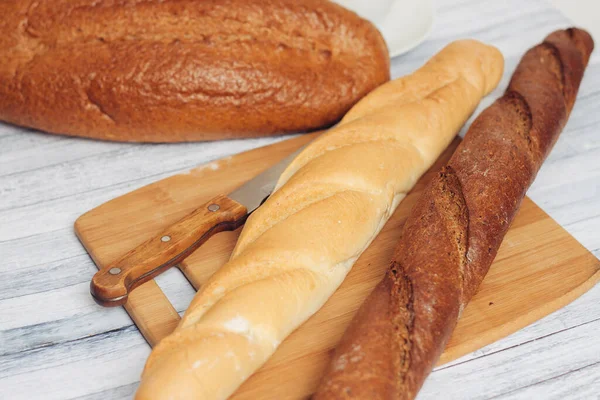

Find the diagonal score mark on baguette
[[135, 40, 504, 400], [230, 140, 424, 257], [275, 76, 471, 188], [233, 75, 491, 257]]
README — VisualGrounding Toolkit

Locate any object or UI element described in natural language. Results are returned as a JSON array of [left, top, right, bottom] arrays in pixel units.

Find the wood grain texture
[[1, 1, 600, 399], [75, 135, 600, 399], [87, 194, 247, 307]]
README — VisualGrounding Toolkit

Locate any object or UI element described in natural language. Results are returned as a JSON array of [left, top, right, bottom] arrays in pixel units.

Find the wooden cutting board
[[75, 133, 600, 399]]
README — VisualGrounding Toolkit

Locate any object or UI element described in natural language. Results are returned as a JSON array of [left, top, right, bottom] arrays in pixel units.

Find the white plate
[[375, 0, 435, 58]]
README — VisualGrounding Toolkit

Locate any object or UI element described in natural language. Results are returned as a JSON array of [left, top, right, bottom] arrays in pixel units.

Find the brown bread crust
[[0, 0, 389, 142], [314, 28, 594, 400]]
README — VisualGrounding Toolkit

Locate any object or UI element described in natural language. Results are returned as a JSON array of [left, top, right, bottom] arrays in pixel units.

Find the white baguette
[[135, 40, 504, 400]]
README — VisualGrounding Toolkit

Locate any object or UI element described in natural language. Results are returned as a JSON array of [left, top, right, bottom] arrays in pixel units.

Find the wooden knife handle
[[90, 194, 248, 307]]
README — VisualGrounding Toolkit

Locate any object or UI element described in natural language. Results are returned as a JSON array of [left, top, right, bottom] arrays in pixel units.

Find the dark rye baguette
[[314, 28, 594, 400], [0, 0, 389, 142]]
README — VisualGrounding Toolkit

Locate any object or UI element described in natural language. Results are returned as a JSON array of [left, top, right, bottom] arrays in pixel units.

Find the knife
[[90, 145, 305, 307]]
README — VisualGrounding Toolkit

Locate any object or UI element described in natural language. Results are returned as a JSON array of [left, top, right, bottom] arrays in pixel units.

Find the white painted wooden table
[[1, 1, 599, 399]]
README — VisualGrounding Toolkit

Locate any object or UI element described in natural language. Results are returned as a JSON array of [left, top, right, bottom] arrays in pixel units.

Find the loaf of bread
[[135, 40, 504, 399], [314, 28, 594, 400], [0, 0, 389, 142]]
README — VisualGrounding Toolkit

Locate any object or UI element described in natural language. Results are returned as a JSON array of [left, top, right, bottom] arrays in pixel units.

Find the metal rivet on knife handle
[[90, 194, 250, 307], [90, 142, 306, 307]]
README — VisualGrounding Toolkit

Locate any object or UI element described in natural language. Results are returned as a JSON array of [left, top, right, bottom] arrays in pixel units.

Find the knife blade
[[90, 144, 306, 307]]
